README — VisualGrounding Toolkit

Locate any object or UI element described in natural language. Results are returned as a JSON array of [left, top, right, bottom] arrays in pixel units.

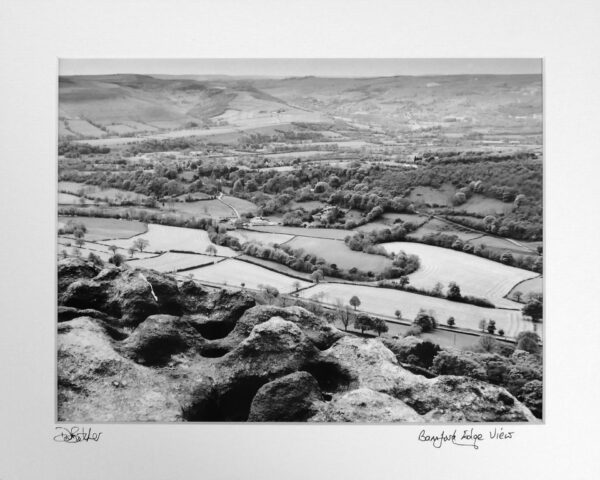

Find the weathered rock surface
[[320, 336, 537, 422], [57, 258, 101, 293], [57, 262, 540, 423], [310, 388, 422, 423], [200, 305, 343, 357], [184, 290, 255, 339], [212, 318, 321, 421], [58, 317, 183, 422], [118, 314, 205, 366], [248, 372, 323, 422], [57, 305, 118, 325]]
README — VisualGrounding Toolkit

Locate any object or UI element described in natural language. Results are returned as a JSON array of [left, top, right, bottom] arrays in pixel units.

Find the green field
[[166, 199, 235, 218], [250, 225, 350, 240], [58, 181, 149, 202], [127, 252, 218, 272], [58, 215, 147, 241], [408, 218, 484, 241], [287, 236, 393, 273], [507, 276, 543, 302], [298, 283, 535, 338], [382, 241, 538, 308], [229, 229, 294, 246], [186, 258, 312, 293], [109, 224, 237, 257]]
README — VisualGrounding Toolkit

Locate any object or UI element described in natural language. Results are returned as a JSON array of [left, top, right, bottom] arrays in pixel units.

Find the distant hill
[[58, 73, 542, 139]]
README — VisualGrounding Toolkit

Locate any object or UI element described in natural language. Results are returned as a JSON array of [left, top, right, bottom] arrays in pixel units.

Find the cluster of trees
[[384, 327, 542, 417], [377, 278, 496, 309], [354, 314, 389, 336], [431, 333, 542, 417], [125, 138, 200, 155], [443, 212, 542, 241], [345, 223, 418, 251], [239, 241, 378, 281], [58, 142, 110, 157]]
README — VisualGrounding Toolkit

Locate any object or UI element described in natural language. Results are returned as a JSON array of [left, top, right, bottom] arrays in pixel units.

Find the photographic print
[[57, 59, 543, 423]]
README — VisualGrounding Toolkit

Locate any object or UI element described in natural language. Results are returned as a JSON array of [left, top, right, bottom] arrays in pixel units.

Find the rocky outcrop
[[248, 372, 323, 422], [211, 318, 321, 421], [184, 290, 255, 340], [57, 257, 101, 293], [310, 388, 422, 423], [58, 317, 183, 422], [199, 305, 343, 357], [118, 314, 205, 366], [320, 336, 536, 423], [57, 261, 540, 423]]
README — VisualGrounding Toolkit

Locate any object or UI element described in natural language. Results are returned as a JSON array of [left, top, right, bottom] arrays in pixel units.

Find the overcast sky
[[59, 58, 541, 77]]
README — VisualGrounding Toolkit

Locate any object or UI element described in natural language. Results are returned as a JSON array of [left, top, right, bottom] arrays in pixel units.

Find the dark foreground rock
[[57, 261, 540, 423], [248, 372, 323, 422]]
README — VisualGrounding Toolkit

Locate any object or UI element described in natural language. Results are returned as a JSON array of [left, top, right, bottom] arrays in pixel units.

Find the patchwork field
[[229, 229, 294, 246], [408, 184, 456, 206], [465, 235, 536, 256], [66, 119, 106, 138], [408, 218, 484, 241], [298, 283, 536, 338], [381, 241, 538, 308], [186, 258, 312, 293], [459, 194, 514, 215], [58, 193, 93, 205], [127, 252, 218, 272], [58, 181, 149, 202], [250, 225, 350, 240], [167, 200, 234, 218], [237, 255, 313, 281], [58, 215, 147, 241], [109, 224, 237, 257], [219, 195, 259, 215], [507, 276, 543, 302], [287, 236, 393, 273]]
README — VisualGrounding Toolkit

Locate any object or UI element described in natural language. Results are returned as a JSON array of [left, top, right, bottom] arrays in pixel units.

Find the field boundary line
[[234, 256, 314, 283]]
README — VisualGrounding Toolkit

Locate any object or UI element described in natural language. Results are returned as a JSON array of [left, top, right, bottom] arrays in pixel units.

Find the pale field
[[287, 237, 393, 273], [109, 224, 237, 257], [219, 195, 258, 215], [167, 200, 234, 218], [250, 225, 350, 240], [381, 241, 538, 308], [229, 230, 294, 245], [459, 194, 514, 215], [507, 276, 543, 301], [186, 258, 312, 293], [263, 150, 326, 159], [237, 255, 313, 281], [58, 216, 147, 241], [298, 283, 536, 338], [408, 184, 456, 206], [59, 181, 149, 202], [67, 119, 106, 138], [127, 252, 218, 272], [105, 124, 138, 135], [58, 193, 93, 205], [465, 235, 536, 255], [408, 218, 483, 241]]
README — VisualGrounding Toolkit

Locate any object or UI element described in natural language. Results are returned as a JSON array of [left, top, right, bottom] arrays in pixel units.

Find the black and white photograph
[[3, 1, 600, 478], [56, 58, 543, 423]]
